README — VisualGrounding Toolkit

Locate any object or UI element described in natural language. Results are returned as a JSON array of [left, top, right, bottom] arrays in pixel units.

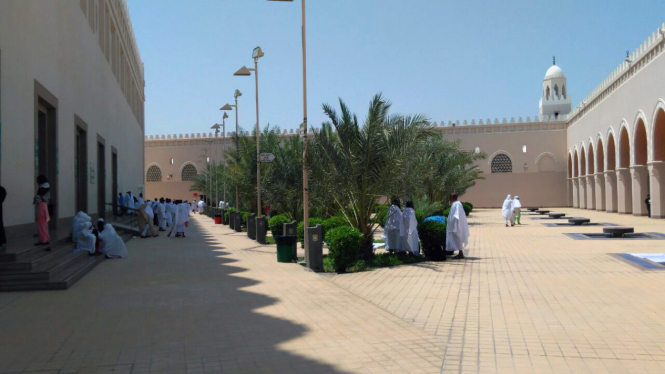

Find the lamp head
[[234, 66, 252, 76], [211, 124, 221, 130], [223, 113, 229, 120], [220, 104, 233, 111], [252, 46, 264, 59], [234, 89, 242, 98]]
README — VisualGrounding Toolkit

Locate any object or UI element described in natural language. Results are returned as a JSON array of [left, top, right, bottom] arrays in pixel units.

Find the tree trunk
[[360, 233, 374, 260]]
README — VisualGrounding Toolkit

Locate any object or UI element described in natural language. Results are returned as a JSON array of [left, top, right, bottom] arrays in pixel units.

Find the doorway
[[75, 126, 88, 213], [36, 99, 58, 229], [97, 141, 106, 220], [112, 149, 118, 216]]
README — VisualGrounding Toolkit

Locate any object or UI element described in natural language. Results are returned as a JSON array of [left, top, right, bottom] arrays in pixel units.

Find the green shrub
[[268, 215, 291, 236], [443, 208, 450, 217], [375, 205, 389, 228], [325, 226, 363, 273], [240, 211, 252, 225], [297, 218, 325, 243], [462, 202, 473, 216], [418, 220, 447, 261], [224, 208, 236, 222], [322, 216, 348, 234], [415, 209, 426, 225]]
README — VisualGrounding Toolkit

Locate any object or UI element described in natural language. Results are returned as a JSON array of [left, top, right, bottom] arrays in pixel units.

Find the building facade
[[144, 23, 665, 215], [0, 0, 145, 238]]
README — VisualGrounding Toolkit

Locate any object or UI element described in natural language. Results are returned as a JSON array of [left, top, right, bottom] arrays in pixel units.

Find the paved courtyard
[[2, 209, 665, 373]]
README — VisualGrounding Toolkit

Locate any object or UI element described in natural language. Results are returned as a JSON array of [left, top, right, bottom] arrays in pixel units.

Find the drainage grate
[[613, 253, 665, 270], [543, 223, 618, 227], [565, 232, 665, 240]]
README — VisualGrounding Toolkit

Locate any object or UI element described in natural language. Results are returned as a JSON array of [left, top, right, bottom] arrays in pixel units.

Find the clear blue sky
[[127, 0, 665, 136]]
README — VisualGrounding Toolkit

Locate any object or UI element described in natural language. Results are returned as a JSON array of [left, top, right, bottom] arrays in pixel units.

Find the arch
[[535, 151, 558, 166], [573, 149, 579, 177], [536, 153, 556, 172], [562, 85, 566, 99], [554, 84, 559, 99], [490, 153, 513, 173], [546, 86, 550, 100], [587, 142, 595, 175], [618, 122, 631, 168], [580, 144, 587, 176], [596, 136, 605, 173], [633, 114, 648, 166], [180, 162, 199, 181], [146, 164, 162, 182], [606, 131, 617, 171], [567, 152, 573, 178], [652, 100, 665, 161]]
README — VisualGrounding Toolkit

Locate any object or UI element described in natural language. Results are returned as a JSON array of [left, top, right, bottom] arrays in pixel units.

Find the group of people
[[137, 198, 191, 238], [117, 191, 145, 215], [382, 194, 470, 259], [70, 212, 128, 258], [501, 195, 522, 227]]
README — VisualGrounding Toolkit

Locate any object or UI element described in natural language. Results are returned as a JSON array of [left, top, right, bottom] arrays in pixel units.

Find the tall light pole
[[269, 0, 309, 230], [234, 46, 264, 218], [221, 89, 242, 211], [211, 122, 222, 209]]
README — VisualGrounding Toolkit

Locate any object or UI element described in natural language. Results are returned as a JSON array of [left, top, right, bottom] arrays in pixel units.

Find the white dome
[[544, 65, 565, 79]]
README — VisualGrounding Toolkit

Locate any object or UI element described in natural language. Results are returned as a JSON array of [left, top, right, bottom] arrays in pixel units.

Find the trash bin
[[214, 213, 222, 224], [275, 235, 296, 263]]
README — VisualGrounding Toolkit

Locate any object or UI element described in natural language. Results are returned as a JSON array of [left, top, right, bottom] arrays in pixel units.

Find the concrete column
[[616, 168, 633, 214], [586, 175, 596, 210], [579, 177, 587, 209], [572, 178, 579, 208], [605, 171, 618, 213], [595, 173, 606, 211], [648, 161, 665, 218], [567, 179, 574, 207], [630, 165, 649, 216]]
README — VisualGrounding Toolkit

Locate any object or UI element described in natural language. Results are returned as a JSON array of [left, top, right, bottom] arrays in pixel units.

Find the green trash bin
[[275, 235, 296, 263]]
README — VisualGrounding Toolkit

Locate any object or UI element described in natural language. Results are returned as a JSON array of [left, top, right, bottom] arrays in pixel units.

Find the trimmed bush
[[297, 218, 325, 243], [325, 226, 363, 273], [240, 211, 252, 225], [418, 220, 447, 261], [415, 209, 426, 225], [462, 202, 473, 216], [375, 205, 389, 228], [322, 215, 348, 234], [443, 208, 450, 218], [268, 215, 291, 236], [224, 208, 236, 222]]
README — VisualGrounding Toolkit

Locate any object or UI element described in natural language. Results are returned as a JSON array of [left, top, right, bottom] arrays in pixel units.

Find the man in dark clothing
[[645, 194, 651, 218]]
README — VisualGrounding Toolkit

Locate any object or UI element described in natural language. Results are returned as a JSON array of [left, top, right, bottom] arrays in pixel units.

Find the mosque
[[144, 22, 665, 218]]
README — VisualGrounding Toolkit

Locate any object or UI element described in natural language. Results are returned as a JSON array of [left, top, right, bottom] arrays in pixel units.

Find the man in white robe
[[125, 192, 134, 211], [382, 199, 404, 252], [157, 198, 167, 231], [446, 194, 470, 259], [70, 211, 88, 237], [502, 194, 514, 227], [99, 224, 128, 258], [73, 222, 96, 254], [512, 196, 522, 225], [174, 202, 190, 237], [198, 199, 205, 214], [72, 213, 92, 243], [137, 193, 145, 208], [165, 199, 174, 227], [401, 201, 419, 255]]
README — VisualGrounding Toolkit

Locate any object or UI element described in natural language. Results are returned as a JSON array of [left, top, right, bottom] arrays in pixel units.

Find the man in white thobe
[[175, 202, 190, 237], [401, 201, 419, 255], [446, 194, 470, 259], [157, 198, 167, 231], [73, 222, 96, 254], [512, 196, 522, 225], [382, 199, 404, 252], [72, 213, 92, 243], [502, 194, 514, 227], [137, 193, 145, 208], [99, 224, 128, 258], [198, 199, 205, 214]]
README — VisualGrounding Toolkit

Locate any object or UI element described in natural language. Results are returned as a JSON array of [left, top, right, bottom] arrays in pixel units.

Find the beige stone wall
[[0, 0, 145, 234]]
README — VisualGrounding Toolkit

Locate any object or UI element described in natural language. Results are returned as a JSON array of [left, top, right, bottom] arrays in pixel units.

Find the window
[[491, 154, 512, 173], [146, 165, 162, 182], [182, 164, 198, 181], [522, 145, 527, 153], [170, 158, 174, 165]]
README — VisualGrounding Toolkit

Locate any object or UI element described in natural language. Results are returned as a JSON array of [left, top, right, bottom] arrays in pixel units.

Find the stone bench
[[536, 210, 550, 215], [569, 218, 590, 226], [548, 213, 565, 219], [526, 208, 539, 212], [603, 227, 634, 238]]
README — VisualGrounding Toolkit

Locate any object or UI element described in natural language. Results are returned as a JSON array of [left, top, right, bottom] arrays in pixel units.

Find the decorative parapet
[[430, 113, 566, 128], [567, 23, 665, 125], [144, 127, 314, 142]]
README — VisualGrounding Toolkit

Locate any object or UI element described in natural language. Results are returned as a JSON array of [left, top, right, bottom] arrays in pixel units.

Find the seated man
[[73, 222, 96, 255], [98, 223, 128, 258]]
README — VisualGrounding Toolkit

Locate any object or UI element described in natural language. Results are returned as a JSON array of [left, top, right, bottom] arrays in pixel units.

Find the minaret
[[539, 57, 571, 119]]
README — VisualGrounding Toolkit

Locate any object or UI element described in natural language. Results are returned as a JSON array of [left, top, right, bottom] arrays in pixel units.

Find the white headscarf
[[71, 211, 88, 234], [72, 213, 92, 243], [74, 222, 96, 254], [502, 195, 514, 219], [513, 196, 522, 209]]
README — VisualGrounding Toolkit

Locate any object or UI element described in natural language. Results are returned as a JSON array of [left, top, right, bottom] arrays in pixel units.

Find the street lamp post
[[234, 46, 264, 218], [269, 0, 309, 238], [211, 122, 223, 209], [221, 89, 242, 211]]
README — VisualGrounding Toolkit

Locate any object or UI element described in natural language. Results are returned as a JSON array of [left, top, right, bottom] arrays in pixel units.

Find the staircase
[[0, 228, 133, 292]]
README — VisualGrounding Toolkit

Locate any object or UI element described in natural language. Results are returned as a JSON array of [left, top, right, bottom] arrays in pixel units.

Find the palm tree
[[310, 94, 434, 259], [262, 134, 303, 220]]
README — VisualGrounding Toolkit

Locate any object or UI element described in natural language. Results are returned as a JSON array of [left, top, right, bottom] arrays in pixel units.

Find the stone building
[[145, 23, 665, 216], [0, 0, 145, 238]]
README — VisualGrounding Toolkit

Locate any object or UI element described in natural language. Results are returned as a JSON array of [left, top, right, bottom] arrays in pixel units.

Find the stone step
[[0, 236, 71, 262], [0, 254, 104, 292]]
